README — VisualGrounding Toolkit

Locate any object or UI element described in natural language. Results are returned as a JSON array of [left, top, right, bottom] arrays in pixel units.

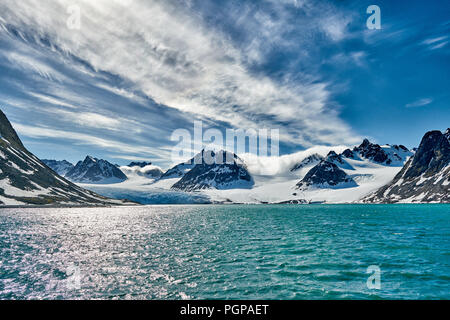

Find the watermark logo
[[366, 5, 381, 30], [366, 265, 381, 290], [171, 121, 279, 165], [66, 264, 81, 290]]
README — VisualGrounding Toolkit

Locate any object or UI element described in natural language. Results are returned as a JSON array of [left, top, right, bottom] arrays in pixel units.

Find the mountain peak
[[0, 109, 26, 150], [66, 156, 127, 184], [128, 161, 152, 168], [296, 160, 357, 189], [354, 138, 389, 163], [0, 110, 128, 205], [171, 150, 253, 191], [363, 129, 449, 203], [84, 155, 97, 163]]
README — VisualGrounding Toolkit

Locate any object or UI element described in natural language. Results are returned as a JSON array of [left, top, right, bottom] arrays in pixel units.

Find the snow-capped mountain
[[127, 161, 153, 168], [159, 159, 196, 180], [67, 132, 445, 204], [0, 110, 130, 206], [350, 139, 413, 165], [290, 154, 324, 172], [120, 163, 164, 179], [41, 159, 74, 177], [171, 150, 254, 192], [66, 156, 128, 184], [363, 129, 450, 203], [296, 160, 357, 190]]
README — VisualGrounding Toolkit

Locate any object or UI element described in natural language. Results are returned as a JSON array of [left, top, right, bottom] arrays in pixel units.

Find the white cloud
[[12, 122, 170, 161], [405, 98, 433, 108], [0, 0, 360, 148], [422, 36, 448, 50]]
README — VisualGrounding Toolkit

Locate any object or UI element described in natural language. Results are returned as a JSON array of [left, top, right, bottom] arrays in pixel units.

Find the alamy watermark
[[366, 265, 381, 290], [46, 264, 81, 292], [367, 5, 381, 30]]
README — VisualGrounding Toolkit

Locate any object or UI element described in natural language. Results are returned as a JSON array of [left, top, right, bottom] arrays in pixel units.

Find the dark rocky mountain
[[66, 156, 128, 184], [291, 154, 324, 172], [296, 160, 357, 189], [120, 163, 164, 179], [363, 129, 450, 203], [140, 167, 163, 179], [354, 139, 390, 163], [342, 148, 356, 159], [41, 159, 74, 177], [0, 110, 129, 206], [445, 128, 450, 142], [128, 161, 152, 168], [171, 150, 254, 192], [351, 139, 412, 165]]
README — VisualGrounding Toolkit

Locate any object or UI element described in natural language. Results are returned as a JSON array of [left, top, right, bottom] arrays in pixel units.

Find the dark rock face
[[142, 168, 164, 178], [354, 139, 389, 164], [66, 156, 127, 183], [128, 161, 152, 168], [364, 130, 450, 203], [171, 150, 254, 192], [445, 128, 450, 142], [42, 159, 74, 177], [326, 151, 345, 165], [0, 110, 124, 206], [404, 131, 450, 178], [290, 154, 324, 172], [296, 161, 357, 189], [342, 149, 355, 159]]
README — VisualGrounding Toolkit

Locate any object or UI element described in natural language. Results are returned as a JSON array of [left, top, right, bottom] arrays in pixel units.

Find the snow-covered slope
[[290, 154, 324, 172], [41, 159, 74, 177], [66, 156, 128, 184], [171, 150, 254, 191], [363, 129, 449, 203], [0, 110, 131, 206], [78, 141, 412, 204]]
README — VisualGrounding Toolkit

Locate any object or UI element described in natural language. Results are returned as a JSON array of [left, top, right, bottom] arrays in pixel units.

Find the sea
[[0, 204, 449, 300]]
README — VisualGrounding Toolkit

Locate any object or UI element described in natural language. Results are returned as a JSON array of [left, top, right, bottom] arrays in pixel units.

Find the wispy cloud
[[422, 36, 448, 50], [0, 0, 360, 149], [406, 98, 433, 108], [12, 122, 171, 162]]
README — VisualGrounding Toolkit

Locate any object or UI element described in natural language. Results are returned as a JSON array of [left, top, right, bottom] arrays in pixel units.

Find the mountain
[[363, 129, 450, 203], [325, 151, 354, 170], [290, 154, 324, 172], [171, 150, 254, 192], [120, 163, 164, 179], [42, 159, 74, 177], [128, 161, 152, 168], [351, 139, 413, 165], [0, 110, 130, 206], [159, 160, 196, 180], [296, 160, 357, 190], [66, 156, 128, 184]]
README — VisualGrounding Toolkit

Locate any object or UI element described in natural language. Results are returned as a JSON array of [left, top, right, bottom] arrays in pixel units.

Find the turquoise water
[[0, 204, 449, 300]]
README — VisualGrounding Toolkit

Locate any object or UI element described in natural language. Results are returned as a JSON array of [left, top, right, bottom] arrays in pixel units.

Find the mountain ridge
[[0, 110, 132, 206]]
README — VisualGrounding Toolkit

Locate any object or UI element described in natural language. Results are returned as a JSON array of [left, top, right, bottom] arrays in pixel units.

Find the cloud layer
[[0, 0, 360, 153]]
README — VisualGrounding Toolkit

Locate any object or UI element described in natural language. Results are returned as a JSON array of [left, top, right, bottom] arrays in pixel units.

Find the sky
[[0, 0, 448, 169]]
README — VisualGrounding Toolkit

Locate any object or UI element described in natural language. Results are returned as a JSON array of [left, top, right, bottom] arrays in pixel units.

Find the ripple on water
[[0, 204, 449, 300]]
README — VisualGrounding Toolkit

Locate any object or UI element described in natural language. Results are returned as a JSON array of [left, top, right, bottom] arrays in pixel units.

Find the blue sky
[[0, 0, 448, 168]]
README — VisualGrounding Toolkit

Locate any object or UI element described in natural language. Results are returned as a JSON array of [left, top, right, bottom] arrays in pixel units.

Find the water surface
[[0, 204, 449, 299]]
